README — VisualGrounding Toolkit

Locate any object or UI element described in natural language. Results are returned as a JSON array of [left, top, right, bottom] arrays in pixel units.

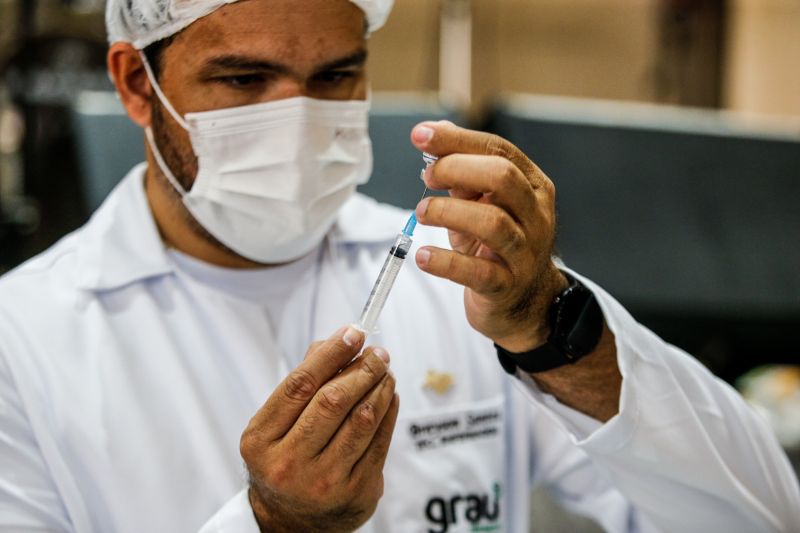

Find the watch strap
[[495, 341, 573, 374], [494, 272, 603, 374]]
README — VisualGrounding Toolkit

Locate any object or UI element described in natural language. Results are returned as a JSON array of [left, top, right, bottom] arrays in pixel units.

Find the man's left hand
[[411, 120, 569, 353]]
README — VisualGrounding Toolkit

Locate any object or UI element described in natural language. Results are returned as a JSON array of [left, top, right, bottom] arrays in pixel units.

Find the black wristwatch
[[495, 271, 604, 374]]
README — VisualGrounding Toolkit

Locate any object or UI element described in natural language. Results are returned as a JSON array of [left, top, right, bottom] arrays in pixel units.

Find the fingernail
[[423, 165, 433, 182], [417, 248, 432, 266], [342, 326, 362, 348], [416, 197, 431, 218], [413, 126, 434, 143], [331, 326, 348, 339], [372, 347, 390, 364]]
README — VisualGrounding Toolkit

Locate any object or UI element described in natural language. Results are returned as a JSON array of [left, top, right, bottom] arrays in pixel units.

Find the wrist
[[495, 270, 604, 375], [248, 486, 271, 533], [494, 267, 570, 353]]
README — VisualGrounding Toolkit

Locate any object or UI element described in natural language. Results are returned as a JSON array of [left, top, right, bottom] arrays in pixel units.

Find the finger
[[411, 120, 539, 179], [423, 154, 534, 219], [448, 186, 481, 202], [289, 347, 390, 457], [416, 196, 527, 263], [303, 340, 325, 360], [249, 326, 365, 442], [337, 345, 390, 371], [416, 246, 513, 296], [351, 393, 400, 480], [321, 359, 396, 471]]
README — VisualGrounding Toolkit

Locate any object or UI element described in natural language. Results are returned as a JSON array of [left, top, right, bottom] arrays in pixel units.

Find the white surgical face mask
[[141, 55, 372, 264]]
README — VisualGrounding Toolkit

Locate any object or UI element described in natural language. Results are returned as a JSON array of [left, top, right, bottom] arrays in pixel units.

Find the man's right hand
[[240, 326, 399, 532]]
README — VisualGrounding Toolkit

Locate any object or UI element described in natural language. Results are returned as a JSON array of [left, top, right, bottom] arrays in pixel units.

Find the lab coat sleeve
[[198, 489, 260, 533], [0, 348, 74, 532], [522, 392, 650, 532], [516, 270, 800, 533]]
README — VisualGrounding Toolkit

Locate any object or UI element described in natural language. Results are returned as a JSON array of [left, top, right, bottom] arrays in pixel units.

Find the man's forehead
[[169, 0, 367, 66]]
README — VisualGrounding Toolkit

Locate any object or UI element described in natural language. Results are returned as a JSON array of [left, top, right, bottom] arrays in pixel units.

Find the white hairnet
[[106, 0, 394, 50]]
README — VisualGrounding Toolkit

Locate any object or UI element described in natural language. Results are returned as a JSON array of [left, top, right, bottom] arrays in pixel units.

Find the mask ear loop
[[139, 50, 191, 196], [144, 126, 189, 196], [139, 51, 190, 131]]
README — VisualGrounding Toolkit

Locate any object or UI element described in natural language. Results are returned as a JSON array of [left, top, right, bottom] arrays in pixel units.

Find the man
[[0, 0, 797, 531]]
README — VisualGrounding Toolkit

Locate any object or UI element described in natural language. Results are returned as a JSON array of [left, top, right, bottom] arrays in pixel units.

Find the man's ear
[[107, 42, 153, 128]]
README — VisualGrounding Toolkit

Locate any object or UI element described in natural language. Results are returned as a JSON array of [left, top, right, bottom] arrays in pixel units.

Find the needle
[[418, 171, 429, 204]]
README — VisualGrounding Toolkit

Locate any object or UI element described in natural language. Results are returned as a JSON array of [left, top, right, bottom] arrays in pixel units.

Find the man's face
[[150, 0, 369, 191]]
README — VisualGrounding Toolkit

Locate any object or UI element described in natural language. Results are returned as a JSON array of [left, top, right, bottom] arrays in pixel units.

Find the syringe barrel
[[357, 233, 413, 333]]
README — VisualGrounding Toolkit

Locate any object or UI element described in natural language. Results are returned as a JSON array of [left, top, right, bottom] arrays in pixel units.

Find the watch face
[[551, 285, 603, 358]]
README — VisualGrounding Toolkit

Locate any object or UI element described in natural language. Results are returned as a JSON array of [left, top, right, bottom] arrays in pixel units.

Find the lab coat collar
[[75, 163, 173, 291], [330, 191, 410, 244], [75, 164, 405, 292]]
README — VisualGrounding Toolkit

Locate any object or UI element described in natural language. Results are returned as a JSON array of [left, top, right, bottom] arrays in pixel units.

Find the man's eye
[[219, 74, 265, 88], [315, 71, 355, 84]]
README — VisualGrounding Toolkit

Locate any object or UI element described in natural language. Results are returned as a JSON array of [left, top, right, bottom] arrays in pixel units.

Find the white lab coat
[[0, 164, 797, 533]]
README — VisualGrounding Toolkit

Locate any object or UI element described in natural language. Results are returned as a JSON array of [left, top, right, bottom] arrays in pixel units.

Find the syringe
[[354, 214, 417, 334], [354, 153, 438, 334]]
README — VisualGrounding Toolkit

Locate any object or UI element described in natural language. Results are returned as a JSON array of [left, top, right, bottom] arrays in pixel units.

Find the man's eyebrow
[[313, 49, 368, 73], [199, 55, 291, 76], [198, 49, 368, 77]]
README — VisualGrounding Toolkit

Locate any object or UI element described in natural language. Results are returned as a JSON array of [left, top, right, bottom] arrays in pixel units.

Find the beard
[[149, 97, 242, 259], [151, 97, 197, 192]]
